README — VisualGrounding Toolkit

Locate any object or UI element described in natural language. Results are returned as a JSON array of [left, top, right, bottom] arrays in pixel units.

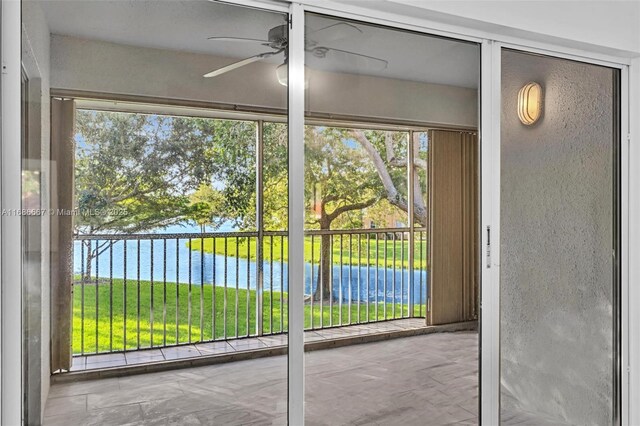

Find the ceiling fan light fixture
[[276, 61, 309, 88], [276, 62, 288, 86]]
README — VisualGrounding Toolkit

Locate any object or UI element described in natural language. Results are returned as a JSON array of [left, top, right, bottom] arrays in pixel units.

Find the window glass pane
[[25, 1, 289, 423], [500, 48, 619, 425], [303, 12, 480, 424]]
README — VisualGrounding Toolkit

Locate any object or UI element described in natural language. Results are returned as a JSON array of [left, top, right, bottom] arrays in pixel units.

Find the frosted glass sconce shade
[[517, 82, 543, 125]]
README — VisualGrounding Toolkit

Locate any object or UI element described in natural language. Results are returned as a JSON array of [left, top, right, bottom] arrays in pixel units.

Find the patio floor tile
[[196, 341, 236, 354], [64, 318, 436, 372], [47, 331, 478, 425], [161, 345, 201, 360], [86, 353, 125, 365], [228, 337, 267, 351]]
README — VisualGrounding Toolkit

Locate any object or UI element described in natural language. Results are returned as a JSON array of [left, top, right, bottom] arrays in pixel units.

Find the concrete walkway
[[45, 331, 479, 425]]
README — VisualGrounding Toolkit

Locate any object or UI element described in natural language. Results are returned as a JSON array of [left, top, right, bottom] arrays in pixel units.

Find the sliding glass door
[[499, 49, 621, 425], [302, 12, 481, 424], [43, 1, 290, 424], [22, 0, 629, 423]]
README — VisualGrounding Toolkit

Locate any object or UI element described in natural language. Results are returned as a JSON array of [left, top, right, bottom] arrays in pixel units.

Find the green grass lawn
[[73, 278, 425, 354], [188, 234, 429, 269]]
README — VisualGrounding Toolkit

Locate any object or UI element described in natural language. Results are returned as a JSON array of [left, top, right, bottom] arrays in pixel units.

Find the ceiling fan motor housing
[[268, 25, 288, 48]]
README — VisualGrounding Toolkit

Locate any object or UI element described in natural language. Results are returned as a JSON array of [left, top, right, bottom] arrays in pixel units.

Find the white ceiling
[[39, 0, 479, 88]]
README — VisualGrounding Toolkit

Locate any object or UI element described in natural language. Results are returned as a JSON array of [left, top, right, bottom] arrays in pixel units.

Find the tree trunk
[[352, 130, 428, 226], [83, 241, 93, 284], [313, 227, 332, 301]]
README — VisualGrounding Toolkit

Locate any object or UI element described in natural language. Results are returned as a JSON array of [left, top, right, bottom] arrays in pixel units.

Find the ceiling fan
[[203, 21, 389, 84]]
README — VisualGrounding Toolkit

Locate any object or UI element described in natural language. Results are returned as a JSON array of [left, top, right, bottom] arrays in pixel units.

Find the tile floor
[[45, 331, 479, 425], [70, 318, 431, 372]]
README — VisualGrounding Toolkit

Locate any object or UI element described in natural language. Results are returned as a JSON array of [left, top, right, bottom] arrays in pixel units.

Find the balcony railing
[[72, 228, 428, 355]]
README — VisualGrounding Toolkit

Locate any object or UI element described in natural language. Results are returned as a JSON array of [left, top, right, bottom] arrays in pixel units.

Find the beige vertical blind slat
[[428, 130, 478, 325], [50, 98, 75, 372]]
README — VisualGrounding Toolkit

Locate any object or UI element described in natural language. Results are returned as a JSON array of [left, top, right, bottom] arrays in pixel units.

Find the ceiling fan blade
[[207, 36, 270, 45], [306, 22, 362, 45], [321, 47, 388, 70], [203, 50, 282, 78]]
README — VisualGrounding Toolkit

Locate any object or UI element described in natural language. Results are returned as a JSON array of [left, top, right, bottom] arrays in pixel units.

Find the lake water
[[74, 223, 428, 305]]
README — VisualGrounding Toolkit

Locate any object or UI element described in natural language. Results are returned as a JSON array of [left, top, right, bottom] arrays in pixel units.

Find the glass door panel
[[40, 1, 290, 423], [303, 12, 481, 424], [499, 48, 620, 425]]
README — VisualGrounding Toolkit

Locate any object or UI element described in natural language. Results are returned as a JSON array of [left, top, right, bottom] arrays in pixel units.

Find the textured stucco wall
[[50, 35, 477, 128], [500, 50, 615, 424]]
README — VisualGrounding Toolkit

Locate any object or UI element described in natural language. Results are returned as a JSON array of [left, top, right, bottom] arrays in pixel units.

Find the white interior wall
[[49, 35, 478, 128], [21, 0, 51, 420], [307, 67, 477, 128]]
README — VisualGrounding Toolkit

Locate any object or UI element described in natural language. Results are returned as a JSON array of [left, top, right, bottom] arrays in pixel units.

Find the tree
[[350, 130, 428, 227], [75, 111, 427, 303], [304, 128, 429, 301], [189, 119, 257, 230], [74, 111, 245, 281], [185, 123, 429, 302], [304, 127, 382, 300], [210, 121, 290, 231], [75, 111, 428, 302], [263, 122, 289, 231], [188, 184, 227, 233]]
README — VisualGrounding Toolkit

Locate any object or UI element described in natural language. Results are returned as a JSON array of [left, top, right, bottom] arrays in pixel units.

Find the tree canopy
[[75, 110, 428, 297], [75, 111, 427, 235], [74, 111, 259, 235]]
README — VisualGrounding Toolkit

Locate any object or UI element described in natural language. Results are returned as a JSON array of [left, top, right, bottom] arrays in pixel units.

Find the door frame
[[485, 40, 630, 425], [279, 3, 634, 423], [1, 0, 25, 424]]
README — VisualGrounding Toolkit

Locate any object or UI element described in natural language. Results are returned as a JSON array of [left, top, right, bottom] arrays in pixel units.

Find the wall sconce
[[517, 82, 543, 125]]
